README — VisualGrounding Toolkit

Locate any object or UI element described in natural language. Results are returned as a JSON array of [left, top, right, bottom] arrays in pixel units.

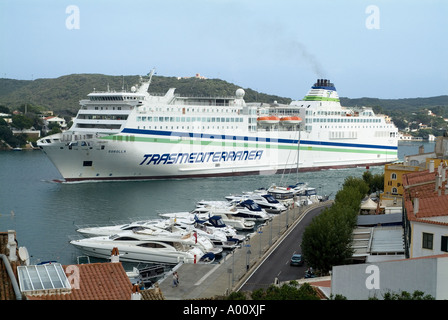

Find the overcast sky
[[1, 0, 447, 99]]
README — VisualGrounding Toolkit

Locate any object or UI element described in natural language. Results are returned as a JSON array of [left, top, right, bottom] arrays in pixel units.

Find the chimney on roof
[[7, 230, 17, 262], [111, 247, 120, 263], [436, 174, 442, 193], [414, 198, 419, 216], [131, 284, 142, 300], [429, 160, 434, 173]]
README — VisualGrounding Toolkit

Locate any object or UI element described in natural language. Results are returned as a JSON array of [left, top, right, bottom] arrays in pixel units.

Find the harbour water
[[0, 141, 433, 266]]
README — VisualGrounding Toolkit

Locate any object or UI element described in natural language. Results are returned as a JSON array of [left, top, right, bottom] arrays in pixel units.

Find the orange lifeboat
[[257, 116, 280, 124], [280, 116, 302, 124]]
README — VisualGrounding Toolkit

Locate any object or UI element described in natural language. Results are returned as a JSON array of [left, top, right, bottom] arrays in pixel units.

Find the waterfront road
[[159, 201, 333, 299], [238, 203, 332, 292]]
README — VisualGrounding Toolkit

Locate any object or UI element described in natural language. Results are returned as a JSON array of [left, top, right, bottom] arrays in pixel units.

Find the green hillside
[[340, 96, 448, 114], [0, 73, 447, 118], [0, 74, 291, 115]]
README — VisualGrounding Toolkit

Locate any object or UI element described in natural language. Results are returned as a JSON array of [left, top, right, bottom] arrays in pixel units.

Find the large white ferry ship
[[37, 72, 398, 182]]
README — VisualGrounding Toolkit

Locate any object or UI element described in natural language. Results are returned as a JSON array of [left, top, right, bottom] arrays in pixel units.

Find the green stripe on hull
[[101, 135, 397, 156], [303, 96, 340, 102]]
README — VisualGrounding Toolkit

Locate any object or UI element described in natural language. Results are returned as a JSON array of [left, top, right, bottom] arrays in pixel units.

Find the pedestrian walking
[[173, 271, 179, 287]]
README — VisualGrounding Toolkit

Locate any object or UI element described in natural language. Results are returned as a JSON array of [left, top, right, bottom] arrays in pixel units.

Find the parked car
[[290, 253, 304, 266]]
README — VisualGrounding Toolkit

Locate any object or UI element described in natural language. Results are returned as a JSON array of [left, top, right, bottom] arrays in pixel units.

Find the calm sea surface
[[0, 141, 433, 265]]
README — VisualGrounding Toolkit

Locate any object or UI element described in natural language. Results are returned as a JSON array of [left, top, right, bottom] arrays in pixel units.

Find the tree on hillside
[[0, 105, 10, 114], [47, 122, 62, 135], [11, 114, 33, 130], [0, 121, 26, 148]]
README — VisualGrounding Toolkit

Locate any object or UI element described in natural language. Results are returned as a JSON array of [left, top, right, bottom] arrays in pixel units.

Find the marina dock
[[158, 201, 332, 300]]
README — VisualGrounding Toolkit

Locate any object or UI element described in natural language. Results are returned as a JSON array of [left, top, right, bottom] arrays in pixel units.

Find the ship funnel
[[316, 79, 330, 87], [313, 79, 335, 89]]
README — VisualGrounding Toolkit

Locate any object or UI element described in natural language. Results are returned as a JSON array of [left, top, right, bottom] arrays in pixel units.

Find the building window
[[422, 233, 434, 250], [391, 173, 397, 180], [441, 236, 448, 252]]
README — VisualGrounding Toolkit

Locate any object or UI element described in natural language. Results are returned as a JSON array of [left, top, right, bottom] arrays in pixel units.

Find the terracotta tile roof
[[140, 284, 165, 300], [26, 262, 133, 300], [310, 279, 331, 288], [403, 168, 448, 226], [403, 169, 438, 186]]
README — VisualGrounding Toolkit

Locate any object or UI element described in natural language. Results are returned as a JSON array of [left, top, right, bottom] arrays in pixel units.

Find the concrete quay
[[158, 201, 332, 300]]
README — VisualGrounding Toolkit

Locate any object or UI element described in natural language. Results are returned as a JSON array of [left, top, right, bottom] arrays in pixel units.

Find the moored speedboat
[[76, 219, 168, 237], [225, 192, 287, 213], [70, 230, 209, 264], [160, 207, 256, 231], [197, 199, 271, 222], [77, 217, 233, 250]]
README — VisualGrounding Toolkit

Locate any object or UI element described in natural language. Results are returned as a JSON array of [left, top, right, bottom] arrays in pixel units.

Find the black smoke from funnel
[[291, 40, 326, 78]]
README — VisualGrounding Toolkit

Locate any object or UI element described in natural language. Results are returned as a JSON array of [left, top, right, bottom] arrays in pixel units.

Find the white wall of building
[[331, 256, 448, 300], [411, 221, 448, 258]]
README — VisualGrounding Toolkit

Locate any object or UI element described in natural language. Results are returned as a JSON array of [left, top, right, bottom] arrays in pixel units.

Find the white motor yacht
[[159, 213, 246, 248], [76, 219, 167, 237], [77, 217, 233, 250], [197, 199, 271, 222], [70, 229, 209, 264], [225, 192, 287, 214], [160, 207, 255, 232], [77, 221, 222, 257]]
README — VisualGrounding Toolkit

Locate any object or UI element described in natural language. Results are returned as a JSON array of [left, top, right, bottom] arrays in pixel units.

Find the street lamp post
[[246, 245, 252, 272]]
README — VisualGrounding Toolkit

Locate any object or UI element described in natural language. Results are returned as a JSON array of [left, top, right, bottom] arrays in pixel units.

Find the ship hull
[[40, 129, 398, 182]]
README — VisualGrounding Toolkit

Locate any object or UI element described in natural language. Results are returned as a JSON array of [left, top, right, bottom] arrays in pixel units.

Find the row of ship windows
[[89, 96, 143, 101], [305, 125, 397, 136], [306, 118, 382, 123], [136, 116, 246, 123], [78, 115, 128, 120], [147, 107, 241, 113], [318, 125, 394, 130], [137, 125, 245, 131], [328, 131, 397, 139], [306, 110, 374, 116], [92, 107, 124, 110]]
